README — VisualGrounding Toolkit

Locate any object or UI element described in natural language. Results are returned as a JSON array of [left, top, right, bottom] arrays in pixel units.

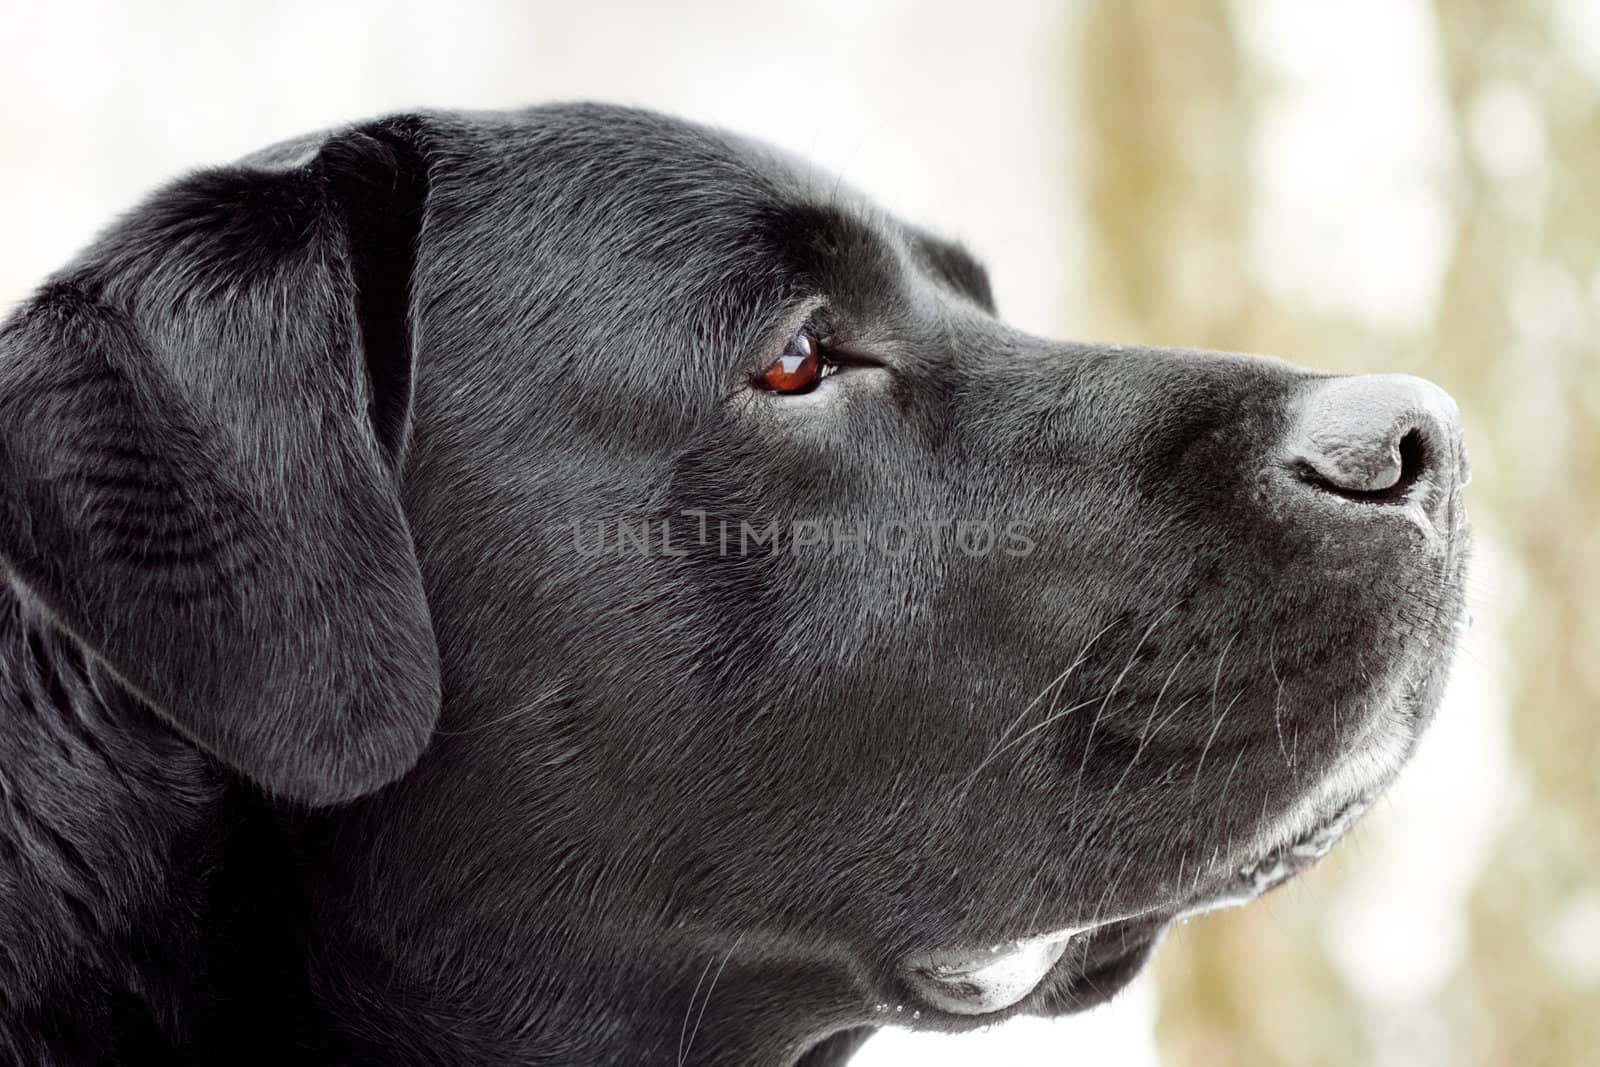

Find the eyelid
[[815, 338, 884, 369]]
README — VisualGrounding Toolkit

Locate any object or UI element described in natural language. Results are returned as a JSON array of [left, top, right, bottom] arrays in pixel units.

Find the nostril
[[1283, 374, 1462, 510], [1296, 427, 1430, 504], [1391, 428, 1430, 497]]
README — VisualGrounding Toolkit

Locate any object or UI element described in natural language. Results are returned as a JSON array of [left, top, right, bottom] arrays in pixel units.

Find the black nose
[[1285, 374, 1467, 509]]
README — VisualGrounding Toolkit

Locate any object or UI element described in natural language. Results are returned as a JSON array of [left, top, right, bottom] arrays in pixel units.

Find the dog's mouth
[[1180, 794, 1372, 918], [900, 914, 1166, 1019], [902, 925, 1100, 1016], [897, 794, 1377, 1020], [888, 578, 1462, 1025]]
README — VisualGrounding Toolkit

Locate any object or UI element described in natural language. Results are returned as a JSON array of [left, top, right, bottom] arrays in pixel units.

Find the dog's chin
[[892, 835, 1332, 1025], [894, 915, 1168, 1025], [889, 640, 1460, 1028], [1028, 918, 1169, 1015], [891, 781, 1392, 1026]]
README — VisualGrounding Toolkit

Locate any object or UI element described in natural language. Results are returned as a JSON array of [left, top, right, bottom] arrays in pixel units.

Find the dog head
[[0, 105, 1469, 1060]]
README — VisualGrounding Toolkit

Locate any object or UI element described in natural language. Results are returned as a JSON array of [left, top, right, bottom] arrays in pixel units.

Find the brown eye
[[755, 331, 829, 394]]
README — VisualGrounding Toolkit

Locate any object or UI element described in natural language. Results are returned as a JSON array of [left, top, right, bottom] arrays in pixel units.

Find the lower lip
[[905, 926, 1093, 1016]]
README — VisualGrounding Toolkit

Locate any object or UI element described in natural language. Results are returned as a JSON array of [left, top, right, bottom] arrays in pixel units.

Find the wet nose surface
[[1285, 374, 1467, 505]]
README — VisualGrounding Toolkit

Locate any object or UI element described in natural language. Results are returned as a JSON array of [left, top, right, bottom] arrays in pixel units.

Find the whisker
[[986, 617, 1121, 761], [1216, 746, 1248, 813], [955, 695, 1100, 794], [1104, 645, 1194, 802], [1268, 636, 1293, 778], [1188, 684, 1245, 802], [1145, 694, 1198, 751], [679, 934, 742, 1066], [1067, 603, 1181, 816], [677, 952, 717, 1066]]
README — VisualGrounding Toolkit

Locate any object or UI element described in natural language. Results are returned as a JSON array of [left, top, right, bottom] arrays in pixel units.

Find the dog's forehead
[[460, 104, 993, 309], [721, 128, 995, 309]]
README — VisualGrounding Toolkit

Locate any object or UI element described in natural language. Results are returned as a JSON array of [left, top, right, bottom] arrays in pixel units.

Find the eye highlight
[[754, 330, 833, 395]]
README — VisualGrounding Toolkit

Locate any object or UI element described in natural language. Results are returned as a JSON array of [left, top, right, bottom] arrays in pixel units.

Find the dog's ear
[[0, 118, 441, 805]]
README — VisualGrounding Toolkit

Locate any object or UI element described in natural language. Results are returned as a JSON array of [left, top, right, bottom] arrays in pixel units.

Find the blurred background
[[2, 1, 1594, 1063]]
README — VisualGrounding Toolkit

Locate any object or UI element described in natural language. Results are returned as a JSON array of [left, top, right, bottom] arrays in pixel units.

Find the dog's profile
[[0, 105, 1470, 1065]]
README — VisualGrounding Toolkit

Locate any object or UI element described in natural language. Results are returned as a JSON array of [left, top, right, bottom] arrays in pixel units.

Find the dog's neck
[[308, 924, 881, 1067], [0, 584, 310, 1061], [0, 585, 878, 1065]]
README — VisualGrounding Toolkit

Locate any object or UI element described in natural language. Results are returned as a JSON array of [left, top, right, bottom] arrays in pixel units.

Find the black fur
[[0, 105, 1469, 1065]]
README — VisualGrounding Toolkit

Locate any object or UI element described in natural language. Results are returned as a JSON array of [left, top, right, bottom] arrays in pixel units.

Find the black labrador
[[0, 105, 1470, 1065]]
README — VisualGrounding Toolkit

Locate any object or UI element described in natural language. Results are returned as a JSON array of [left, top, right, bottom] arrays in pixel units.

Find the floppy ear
[[0, 118, 440, 805]]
